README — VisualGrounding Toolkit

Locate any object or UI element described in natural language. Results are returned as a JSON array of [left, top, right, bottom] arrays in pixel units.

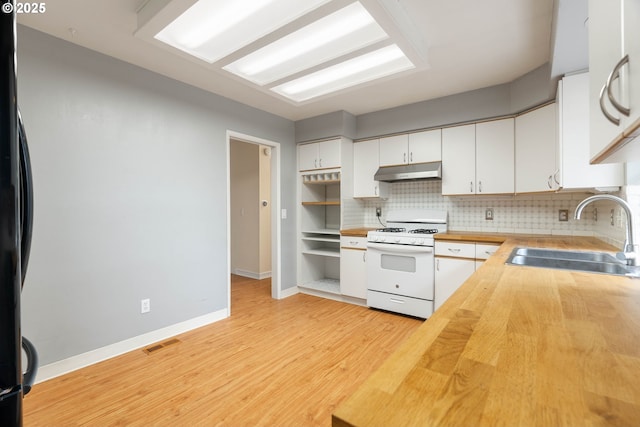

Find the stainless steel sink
[[505, 247, 640, 277], [512, 247, 619, 263]]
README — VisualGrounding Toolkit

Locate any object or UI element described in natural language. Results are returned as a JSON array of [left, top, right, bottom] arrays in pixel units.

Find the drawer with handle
[[341, 236, 367, 250], [435, 241, 475, 258], [475, 243, 500, 260]]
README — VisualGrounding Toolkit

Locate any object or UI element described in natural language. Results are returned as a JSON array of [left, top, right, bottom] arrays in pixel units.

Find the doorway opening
[[227, 131, 282, 314]]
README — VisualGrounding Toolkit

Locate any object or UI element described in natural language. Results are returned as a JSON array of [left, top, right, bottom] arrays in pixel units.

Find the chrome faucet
[[574, 194, 639, 266]]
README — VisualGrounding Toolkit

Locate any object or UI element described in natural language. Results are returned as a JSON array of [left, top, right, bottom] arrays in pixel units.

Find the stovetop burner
[[409, 229, 440, 234], [376, 227, 406, 233]]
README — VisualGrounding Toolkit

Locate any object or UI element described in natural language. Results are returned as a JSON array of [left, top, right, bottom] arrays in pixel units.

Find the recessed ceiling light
[[154, 0, 331, 64], [272, 44, 414, 102], [224, 2, 388, 85]]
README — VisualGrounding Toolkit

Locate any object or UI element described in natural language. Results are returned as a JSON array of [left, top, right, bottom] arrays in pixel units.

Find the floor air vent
[[143, 338, 181, 355]]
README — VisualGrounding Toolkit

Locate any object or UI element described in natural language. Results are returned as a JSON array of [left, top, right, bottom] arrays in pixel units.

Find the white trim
[[297, 287, 367, 306], [226, 130, 282, 307], [233, 268, 272, 280], [35, 309, 228, 384], [279, 285, 299, 299]]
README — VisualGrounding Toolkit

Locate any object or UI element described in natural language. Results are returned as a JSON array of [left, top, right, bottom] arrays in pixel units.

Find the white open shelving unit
[[299, 169, 342, 294], [297, 137, 353, 298]]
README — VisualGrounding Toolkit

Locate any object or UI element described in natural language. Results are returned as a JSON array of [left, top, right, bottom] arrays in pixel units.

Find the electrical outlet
[[485, 208, 493, 221], [376, 207, 382, 217], [141, 298, 151, 314], [558, 209, 569, 222]]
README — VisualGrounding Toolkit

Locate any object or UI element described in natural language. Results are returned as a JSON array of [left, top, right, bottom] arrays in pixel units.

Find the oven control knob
[[380, 237, 386, 242], [394, 238, 401, 243], [410, 238, 416, 245], [418, 238, 425, 245]]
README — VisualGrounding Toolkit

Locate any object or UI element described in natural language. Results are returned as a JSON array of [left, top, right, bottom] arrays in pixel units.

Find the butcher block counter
[[340, 228, 377, 237], [333, 235, 640, 426]]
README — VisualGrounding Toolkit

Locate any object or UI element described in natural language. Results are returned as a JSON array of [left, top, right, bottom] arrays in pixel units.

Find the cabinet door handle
[[314, 159, 318, 168], [478, 181, 482, 193], [547, 175, 553, 189], [436, 258, 440, 271], [600, 84, 621, 126], [374, 185, 378, 196], [319, 158, 322, 167], [363, 252, 366, 262], [470, 181, 474, 193], [606, 54, 631, 117], [553, 169, 560, 186], [404, 152, 407, 164], [410, 152, 413, 163], [448, 248, 461, 254]]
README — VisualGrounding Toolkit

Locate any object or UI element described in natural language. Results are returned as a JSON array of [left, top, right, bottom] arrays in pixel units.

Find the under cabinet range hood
[[374, 161, 442, 182]]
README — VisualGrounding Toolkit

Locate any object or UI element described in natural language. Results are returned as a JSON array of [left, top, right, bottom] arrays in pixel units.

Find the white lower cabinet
[[434, 257, 475, 311], [340, 237, 367, 300], [434, 241, 500, 311]]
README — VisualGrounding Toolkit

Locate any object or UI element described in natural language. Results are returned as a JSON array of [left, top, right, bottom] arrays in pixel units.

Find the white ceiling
[[18, 0, 559, 121]]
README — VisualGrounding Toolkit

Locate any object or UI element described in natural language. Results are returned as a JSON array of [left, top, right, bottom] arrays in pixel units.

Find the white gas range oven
[[366, 209, 448, 319]]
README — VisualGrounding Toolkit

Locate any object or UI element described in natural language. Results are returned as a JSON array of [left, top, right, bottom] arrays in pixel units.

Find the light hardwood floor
[[24, 275, 421, 426]]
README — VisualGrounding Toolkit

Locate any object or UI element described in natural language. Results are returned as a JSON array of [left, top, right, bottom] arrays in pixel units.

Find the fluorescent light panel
[[272, 44, 414, 102], [154, 0, 330, 63], [224, 2, 389, 85]]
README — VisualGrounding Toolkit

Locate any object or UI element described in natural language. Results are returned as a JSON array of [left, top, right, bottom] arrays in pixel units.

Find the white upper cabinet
[[379, 130, 441, 167], [589, 0, 640, 163], [353, 139, 389, 199], [442, 121, 513, 195], [589, 0, 624, 160], [298, 139, 341, 171], [515, 104, 558, 193], [379, 135, 408, 166], [442, 124, 476, 195], [408, 129, 442, 164], [475, 118, 514, 194], [558, 72, 624, 190], [623, 0, 640, 139], [298, 143, 318, 171]]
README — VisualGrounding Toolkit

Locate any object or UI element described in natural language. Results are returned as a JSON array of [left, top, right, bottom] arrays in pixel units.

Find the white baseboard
[[279, 285, 299, 299], [234, 269, 272, 280], [297, 287, 367, 307], [35, 309, 228, 384]]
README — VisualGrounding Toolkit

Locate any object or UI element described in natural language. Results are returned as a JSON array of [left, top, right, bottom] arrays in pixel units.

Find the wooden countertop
[[333, 235, 640, 426], [435, 231, 521, 243], [340, 228, 377, 237]]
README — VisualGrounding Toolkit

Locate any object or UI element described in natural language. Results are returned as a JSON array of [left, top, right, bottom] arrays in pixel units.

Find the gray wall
[[295, 110, 357, 142], [17, 26, 295, 365], [355, 62, 555, 140]]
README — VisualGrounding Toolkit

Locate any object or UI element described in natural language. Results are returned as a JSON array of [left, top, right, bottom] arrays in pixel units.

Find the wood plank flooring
[[24, 275, 421, 426]]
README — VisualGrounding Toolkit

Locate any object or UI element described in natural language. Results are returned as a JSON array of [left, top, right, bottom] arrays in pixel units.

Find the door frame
[[226, 130, 282, 312]]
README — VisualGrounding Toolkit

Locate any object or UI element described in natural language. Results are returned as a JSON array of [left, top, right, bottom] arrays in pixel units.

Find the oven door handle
[[367, 242, 433, 254]]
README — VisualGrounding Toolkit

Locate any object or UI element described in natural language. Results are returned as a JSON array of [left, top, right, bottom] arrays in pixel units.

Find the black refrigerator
[[1, 2, 38, 425]]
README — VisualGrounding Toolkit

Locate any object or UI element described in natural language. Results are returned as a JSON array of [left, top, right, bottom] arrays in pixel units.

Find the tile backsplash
[[342, 180, 630, 248]]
